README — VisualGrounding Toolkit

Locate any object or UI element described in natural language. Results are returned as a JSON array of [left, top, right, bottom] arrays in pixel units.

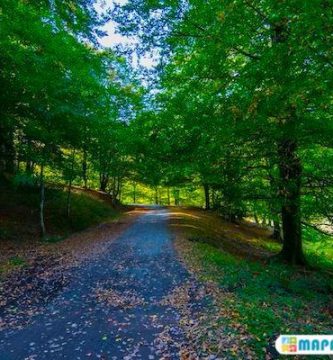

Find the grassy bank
[[0, 181, 120, 274], [169, 208, 333, 359]]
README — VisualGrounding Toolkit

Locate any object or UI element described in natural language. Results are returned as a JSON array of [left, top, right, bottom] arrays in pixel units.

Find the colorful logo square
[[281, 337, 298, 352], [290, 345, 297, 352]]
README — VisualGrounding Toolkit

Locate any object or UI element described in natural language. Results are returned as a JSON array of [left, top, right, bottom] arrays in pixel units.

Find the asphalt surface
[[0, 209, 203, 360]]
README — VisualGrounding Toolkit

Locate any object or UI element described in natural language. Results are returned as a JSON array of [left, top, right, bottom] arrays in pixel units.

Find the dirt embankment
[[168, 207, 275, 261]]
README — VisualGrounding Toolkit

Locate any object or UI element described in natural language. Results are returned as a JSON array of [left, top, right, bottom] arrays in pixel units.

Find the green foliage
[[120, 181, 204, 205], [113, 0, 333, 263], [0, 0, 143, 236]]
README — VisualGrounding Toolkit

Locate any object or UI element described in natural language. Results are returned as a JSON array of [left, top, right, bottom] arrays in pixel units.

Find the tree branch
[[301, 221, 333, 236], [231, 46, 261, 60], [244, 0, 269, 22]]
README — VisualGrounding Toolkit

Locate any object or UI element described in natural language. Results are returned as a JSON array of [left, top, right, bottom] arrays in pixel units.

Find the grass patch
[[8, 256, 26, 267], [46, 189, 119, 234], [257, 226, 333, 272], [0, 183, 120, 243], [185, 241, 332, 358], [303, 227, 333, 271], [42, 235, 65, 244], [170, 208, 333, 359], [0, 256, 26, 275]]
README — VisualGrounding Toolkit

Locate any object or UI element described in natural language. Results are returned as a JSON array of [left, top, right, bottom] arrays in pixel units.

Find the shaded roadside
[[169, 207, 333, 360], [0, 208, 145, 331]]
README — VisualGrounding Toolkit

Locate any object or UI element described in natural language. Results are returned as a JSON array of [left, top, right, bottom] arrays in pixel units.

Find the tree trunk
[[82, 147, 88, 189], [40, 163, 46, 237], [229, 213, 237, 223], [167, 187, 171, 206], [271, 219, 283, 242], [117, 176, 121, 202], [254, 213, 259, 224], [26, 160, 33, 173], [133, 182, 136, 203], [174, 189, 180, 206], [110, 176, 117, 205], [109, 176, 121, 205], [154, 187, 158, 205], [66, 149, 75, 218], [0, 120, 15, 175], [203, 183, 210, 210], [278, 137, 305, 265], [269, 20, 305, 265], [99, 172, 108, 192], [212, 189, 216, 209]]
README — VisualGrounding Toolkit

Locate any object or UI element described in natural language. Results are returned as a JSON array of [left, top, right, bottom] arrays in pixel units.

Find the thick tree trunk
[[203, 183, 210, 210], [40, 163, 46, 237], [278, 138, 305, 265], [270, 20, 305, 265]]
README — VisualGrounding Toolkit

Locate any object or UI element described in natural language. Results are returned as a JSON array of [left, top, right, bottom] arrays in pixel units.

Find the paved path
[[0, 209, 205, 359]]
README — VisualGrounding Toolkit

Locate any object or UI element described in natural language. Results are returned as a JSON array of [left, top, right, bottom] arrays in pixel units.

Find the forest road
[[0, 208, 207, 360]]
